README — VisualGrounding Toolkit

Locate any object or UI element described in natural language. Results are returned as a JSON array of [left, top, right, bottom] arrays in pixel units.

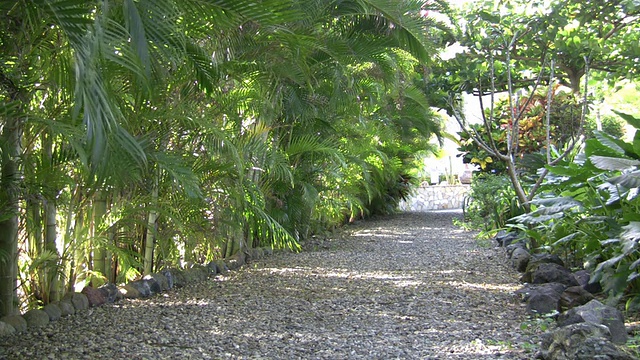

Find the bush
[[463, 173, 524, 232]]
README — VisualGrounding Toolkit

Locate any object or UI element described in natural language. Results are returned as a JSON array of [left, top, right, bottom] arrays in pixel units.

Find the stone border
[[495, 231, 636, 359], [0, 247, 272, 337]]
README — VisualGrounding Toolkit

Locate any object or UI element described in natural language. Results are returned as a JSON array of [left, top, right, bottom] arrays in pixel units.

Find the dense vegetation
[[450, 0, 640, 310], [0, 0, 452, 316]]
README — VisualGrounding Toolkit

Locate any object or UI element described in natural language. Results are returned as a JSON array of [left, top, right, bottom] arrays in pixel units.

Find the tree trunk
[[0, 115, 23, 316], [143, 169, 159, 275], [93, 191, 107, 278]]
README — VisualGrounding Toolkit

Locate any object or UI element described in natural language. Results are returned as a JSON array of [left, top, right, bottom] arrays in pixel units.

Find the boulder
[[56, 300, 75, 316], [494, 230, 520, 247], [42, 303, 62, 321], [226, 251, 246, 270], [559, 286, 594, 311], [529, 263, 579, 287], [144, 273, 169, 291], [183, 267, 207, 283], [505, 240, 527, 258], [246, 247, 264, 261], [516, 283, 566, 315], [0, 321, 15, 336], [206, 261, 219, 276], [62, 292, 89, 311], [142, 277, 162, 295], [98, 283, 121, 303], [162, 269, 174, 290], [526, 253, 565, 271], [0, 315, 26, 332], [573, 270, 603, 294], [82, 286, 106, 307], [262, 247, 273, 256], [557, 299, 628, 344], [539, 322, 634, 360], [510, 247, 531, 272], [23, 309, 49, 328], [171, 269, 186, 288], [213, 259, 229, 273], [122, 280, 151, 298]]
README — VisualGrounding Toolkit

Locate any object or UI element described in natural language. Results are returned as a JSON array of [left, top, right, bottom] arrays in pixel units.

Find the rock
[[516, 283, 566, 315], [145, 273, 169, 291], [526, 253, 565, 271], [557, 299, 628, 344], [494, 230, 519, 247], [82, 286, 106, 307], [145, 277, 162, 295], [246, 247, 264, 261], [206, 261, 219, 276], [262, 247, 273, 256], [42, 303, 62, 321], [122, 280, 151, 298], [213, 259, 229, 273], [98, 283, 121, 303], [226, 251, 246, 270], [0, 315, 26, 332], [539, 322, 634, 360], [171, 269, 186, 288], [510, 247, 530, 272], [528, 263, 579, 287], [0, 321, 15, 336], [57, 300, 75, 316], [62, 292, 89, 311], [162, 269, 174, 290], [505, 240, 527, 258], [573, 270, 603, 294], [559, 286, 594, 311], [183, 267, 207, 283], [23, 309, 50, 328]]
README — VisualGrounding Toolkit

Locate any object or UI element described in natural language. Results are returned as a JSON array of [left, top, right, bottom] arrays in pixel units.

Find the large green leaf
[[589, 155, 640, 171]]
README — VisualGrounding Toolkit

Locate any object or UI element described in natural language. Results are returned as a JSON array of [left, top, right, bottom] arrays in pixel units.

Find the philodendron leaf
[[594, 131, 625, 154], [608, 170, 640, 188], [620, 221, 640, 254], [589, 155, 640, 170], [613, 110, 640, 130]]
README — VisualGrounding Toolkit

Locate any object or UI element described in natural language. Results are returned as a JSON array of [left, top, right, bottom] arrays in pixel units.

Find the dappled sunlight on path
[[1, 211, 530, 359]]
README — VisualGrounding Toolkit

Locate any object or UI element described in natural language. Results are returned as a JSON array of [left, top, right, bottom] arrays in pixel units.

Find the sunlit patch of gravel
[[0, 210, 533, 359]]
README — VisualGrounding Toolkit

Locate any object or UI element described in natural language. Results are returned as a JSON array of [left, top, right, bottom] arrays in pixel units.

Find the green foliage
[[515, 111, 640, 308], [463, 173, 524, 231]]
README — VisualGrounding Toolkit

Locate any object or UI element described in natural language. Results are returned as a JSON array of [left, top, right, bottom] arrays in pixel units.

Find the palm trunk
[[143, 169, 159, 275], [0, 115, 23, 316], [93, 191, 107, 278]]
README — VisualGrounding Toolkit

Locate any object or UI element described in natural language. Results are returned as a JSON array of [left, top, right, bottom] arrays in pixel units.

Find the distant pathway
[[1, 211, 531, 359]]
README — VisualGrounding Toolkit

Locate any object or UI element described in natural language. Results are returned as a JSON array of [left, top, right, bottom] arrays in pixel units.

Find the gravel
[[0, 210, 533, 359]]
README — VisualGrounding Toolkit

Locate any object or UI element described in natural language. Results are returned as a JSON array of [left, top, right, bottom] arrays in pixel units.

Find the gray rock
[[42, 303, 62, 321], [226, 251, 246, 270], [98, 283, 121, 303], [573, 270, 603, 294], [145, 273, 169, 291], [559, 286, 594, 311], [63, 292, 89, 310], [82, 286, 106, 307], [516, 283, 566, 315], [557, 299, 628, 344], [171, 269, 186, 288], [510, 247, 530, 272], [526, 253, 565, 271], [213, 259, 229, 273], [0, 315, 26, 332], [505, 240, 527, 258], [262, 247, 273, 256], [57, 300, 75, 316], [162, 269, 174, 289], [206, 261, 219, 276], [539, 322, 634, 360], [530, 263, 579, 287], [146, 277, 162, 294], [246, 247, 264, 261], [0, 321, 15, 336], [122, 280, 151, 298], [494, 230, 520, 247], [23, 309, 50, 328]]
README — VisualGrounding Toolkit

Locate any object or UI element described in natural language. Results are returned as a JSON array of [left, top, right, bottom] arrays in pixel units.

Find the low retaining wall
[[399, 184, 470, 211]]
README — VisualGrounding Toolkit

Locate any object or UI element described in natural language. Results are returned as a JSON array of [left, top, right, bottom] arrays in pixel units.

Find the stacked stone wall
[[399, 184, 470, 211]]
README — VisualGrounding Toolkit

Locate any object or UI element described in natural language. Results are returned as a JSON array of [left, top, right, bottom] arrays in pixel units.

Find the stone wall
[[399, 184, 470, 211]]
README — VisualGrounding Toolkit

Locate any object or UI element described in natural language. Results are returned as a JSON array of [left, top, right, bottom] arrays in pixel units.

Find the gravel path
[[1, 211, 533, 359]]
